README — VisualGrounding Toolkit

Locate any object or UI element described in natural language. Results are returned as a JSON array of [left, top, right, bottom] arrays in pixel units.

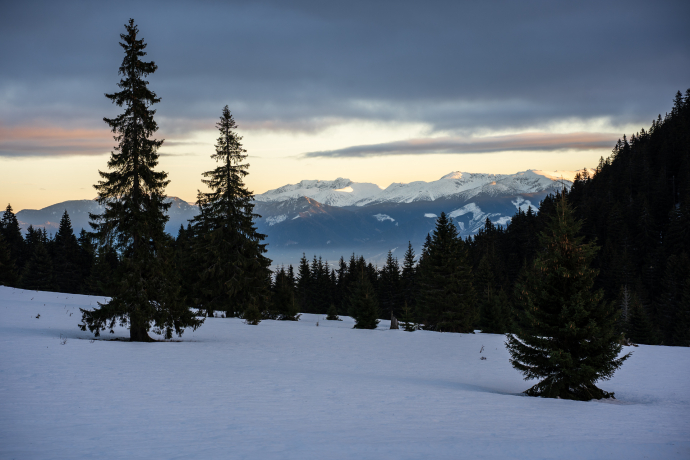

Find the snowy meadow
[[1, 286, 688, 460]]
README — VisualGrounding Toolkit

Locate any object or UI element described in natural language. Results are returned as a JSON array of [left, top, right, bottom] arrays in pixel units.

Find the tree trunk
[[130, 318, 152, 342], [390, 312, 399, 329]]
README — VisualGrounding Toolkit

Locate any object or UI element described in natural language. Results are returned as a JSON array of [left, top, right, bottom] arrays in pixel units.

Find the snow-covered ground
[[1, 286, 688, 459]]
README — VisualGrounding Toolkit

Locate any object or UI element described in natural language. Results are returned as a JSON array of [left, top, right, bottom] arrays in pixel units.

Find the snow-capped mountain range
[[255, 170, 574, 207], [251, 169, 581, 265], [7, 169, 584, 266]]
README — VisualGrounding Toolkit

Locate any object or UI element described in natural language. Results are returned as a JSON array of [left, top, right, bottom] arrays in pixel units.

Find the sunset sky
[[1, 0, 688, 210]]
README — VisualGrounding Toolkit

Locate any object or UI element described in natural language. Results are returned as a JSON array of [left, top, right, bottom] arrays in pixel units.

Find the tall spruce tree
[[416, 213, 477, 332], [506, 195, 629, 400], [80, 19, 202, 341], [190, 105, 271, 317]]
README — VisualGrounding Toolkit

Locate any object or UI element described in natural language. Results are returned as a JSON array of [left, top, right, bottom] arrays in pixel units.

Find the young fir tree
[[378, 250, 401, 320], [626, 294, 658, 345], [84, 244, 119, 296], [0, 233, 19, 287], [400, 242, 417, 310], [326, 304, 341, 320], [21, 241, 55, 292], [190, 105, 271, 317], [173, 224, 196, 307], [243, 304, 262, 325], [349, 269, 380, 329], [506, 195, 629, 400], [76, 229, 95, 292], [53, 210, 82, 294], [1, 204, 25, 270], [476, 255, 511, 333], [271, 266, 300, 321], [296, 254, 312, 313], [80, 19, 202, 341], [416, 213, 477, 332], [401, 300, 415, 331], [675, 274, 690, 347]]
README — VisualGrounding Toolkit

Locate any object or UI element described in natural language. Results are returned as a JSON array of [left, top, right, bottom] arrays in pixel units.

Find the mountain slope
[[11, 197, 198, 236]]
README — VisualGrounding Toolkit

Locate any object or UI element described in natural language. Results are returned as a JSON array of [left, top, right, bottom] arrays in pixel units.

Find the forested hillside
[[467, 89, 690, 346]]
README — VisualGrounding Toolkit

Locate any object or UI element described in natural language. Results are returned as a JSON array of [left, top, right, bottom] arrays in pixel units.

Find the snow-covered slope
[[255, 170, 576, 206], [254, 178, 383, 207], [1, 286, 689, 460]]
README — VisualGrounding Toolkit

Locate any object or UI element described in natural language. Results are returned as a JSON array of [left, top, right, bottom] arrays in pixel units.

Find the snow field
[[1, 286, 689, 459]]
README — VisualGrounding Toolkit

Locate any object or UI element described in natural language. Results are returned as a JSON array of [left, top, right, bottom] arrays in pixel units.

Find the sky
[[1, 0, 689, 210]]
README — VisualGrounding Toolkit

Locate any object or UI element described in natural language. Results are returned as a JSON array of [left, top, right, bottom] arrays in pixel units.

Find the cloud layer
[[302, 132, 618, 158], [1, 0, 688, 157]]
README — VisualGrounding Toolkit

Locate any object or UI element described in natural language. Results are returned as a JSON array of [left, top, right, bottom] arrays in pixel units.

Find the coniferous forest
[[0, 20, 687, 403]]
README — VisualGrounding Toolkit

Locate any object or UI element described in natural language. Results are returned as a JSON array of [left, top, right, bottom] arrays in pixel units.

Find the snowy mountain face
[[254, 178, 384, 207]]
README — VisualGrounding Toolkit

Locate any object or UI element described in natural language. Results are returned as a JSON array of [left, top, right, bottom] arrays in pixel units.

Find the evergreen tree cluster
[[268, 215, 481, 332], [0, 207, 108, 295], [75, 20, 268, 341]]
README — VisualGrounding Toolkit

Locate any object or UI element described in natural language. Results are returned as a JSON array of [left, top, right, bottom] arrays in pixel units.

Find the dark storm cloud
[[301, 132, 618, 158], [1, 0, 688, 156]]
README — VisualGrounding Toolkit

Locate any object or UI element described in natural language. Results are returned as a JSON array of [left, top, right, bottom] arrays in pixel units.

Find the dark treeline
[[0, 208, 118, 297]]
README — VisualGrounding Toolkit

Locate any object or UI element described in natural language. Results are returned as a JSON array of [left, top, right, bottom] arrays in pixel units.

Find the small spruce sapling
[[326, 304, 341, 321]]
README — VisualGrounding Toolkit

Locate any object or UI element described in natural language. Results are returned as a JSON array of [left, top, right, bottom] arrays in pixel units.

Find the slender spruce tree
[[506, 195, 629, 400], [190, 105, 271, 318], [80, 19, 202, 341]]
